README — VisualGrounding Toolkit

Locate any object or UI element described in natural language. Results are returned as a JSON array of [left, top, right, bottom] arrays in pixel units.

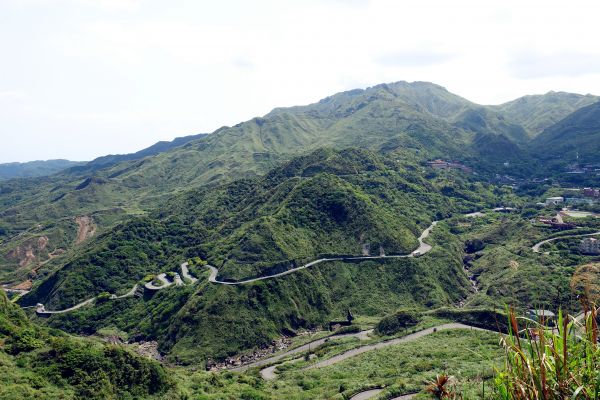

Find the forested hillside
[[16, 148, 507, 364], [0, 290, 172, 399]]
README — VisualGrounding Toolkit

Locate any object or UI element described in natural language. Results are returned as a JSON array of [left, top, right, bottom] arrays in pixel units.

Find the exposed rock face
[[133, 341, 163, 361], [75, 216, 96, 244], [11, 279, 32, 290], [7, 236, 49, 268], [207, 336, 294, 370]]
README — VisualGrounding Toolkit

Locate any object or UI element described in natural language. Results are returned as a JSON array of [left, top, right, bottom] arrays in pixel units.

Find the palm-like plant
[[426, 374, 457, 399]]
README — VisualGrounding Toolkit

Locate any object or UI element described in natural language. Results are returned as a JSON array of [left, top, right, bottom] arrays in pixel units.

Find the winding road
[[144, 273, 172, 290], [257, 323, 490, 400], [232, 329, 374, 376], [306, 323, 485, 370], [531, 231, 600, 253], [208, 221, 438, 285], [349, 389, 416, 400], [181, 262, 198, 283], [32, 220, 438, 314], [254, 324, 488, 381]]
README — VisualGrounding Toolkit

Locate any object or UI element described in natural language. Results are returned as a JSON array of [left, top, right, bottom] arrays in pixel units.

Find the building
[[580, 238, 600, 255], [565, 197, 595, 206], [545, 197, 564, 206]]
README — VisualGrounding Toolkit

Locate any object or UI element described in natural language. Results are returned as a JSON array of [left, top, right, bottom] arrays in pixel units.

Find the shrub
[[96, 292, 112, 304], [334, 325, 360, 335], [375, 310, 421, 335]]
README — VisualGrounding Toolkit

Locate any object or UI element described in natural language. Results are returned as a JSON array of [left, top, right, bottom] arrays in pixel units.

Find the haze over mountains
[[0, 159, 84, 180]]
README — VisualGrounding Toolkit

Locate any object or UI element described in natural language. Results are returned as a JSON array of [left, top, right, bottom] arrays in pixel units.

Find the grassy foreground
[[174, 328, 503, 399]]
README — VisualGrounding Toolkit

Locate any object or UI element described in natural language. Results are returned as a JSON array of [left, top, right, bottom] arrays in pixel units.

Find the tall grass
[[496, 305, 599, 399]]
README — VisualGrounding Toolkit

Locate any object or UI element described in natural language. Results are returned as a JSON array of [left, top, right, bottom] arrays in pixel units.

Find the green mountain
[[0, 159, 84, 180], [18, 148, 505, 363], [22, 148, 486, 308], [531, 101, 600, 168], [492, 91, 598, 136], [1, 82, 598, 286], [3, 81, 600, 376]]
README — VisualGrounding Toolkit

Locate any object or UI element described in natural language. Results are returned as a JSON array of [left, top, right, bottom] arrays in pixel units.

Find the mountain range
[[2, 80, 600, 366], [2, 82, 599, 284]]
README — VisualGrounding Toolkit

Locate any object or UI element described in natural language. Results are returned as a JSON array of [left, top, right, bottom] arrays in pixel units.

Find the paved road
[[233, 329, 374, 375], [259, 324, 488, 382], [36, 297, 95, 315], [464, 211, 485, 218], [30, 219, 441, 314], [306, 323, 486, 370], [208, 221, 438, 285], [350, 388, 383, 400], [144, 273, 172, 290], [116, 284, 138, 298], [181, 262, 198, 283], [532, 231, 600, 253], [351, 390, 415, 400]]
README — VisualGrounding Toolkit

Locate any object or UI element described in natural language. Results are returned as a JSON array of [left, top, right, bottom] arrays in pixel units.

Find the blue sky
[[1, 0, 600, 162]]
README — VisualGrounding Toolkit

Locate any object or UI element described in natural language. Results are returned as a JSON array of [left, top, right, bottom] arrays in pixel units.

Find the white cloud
[[0, 90, 28, 102], [1, 0, 600, 162], [9, 0, 142, 11]]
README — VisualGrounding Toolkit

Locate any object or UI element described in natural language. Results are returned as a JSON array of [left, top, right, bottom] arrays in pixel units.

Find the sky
[[2, 0, 600, 163]]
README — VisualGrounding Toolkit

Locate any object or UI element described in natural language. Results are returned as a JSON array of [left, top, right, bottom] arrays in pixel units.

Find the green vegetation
[[23, 148, 499, 308], [492, 91, 598, 136], [495, 307, 600, 399], [375, 309, 421, 335], [0, 290, 172, 399], [4, 82, 598, 283], [532, 101, 600, 170], [447, 213, 594, 311], [2, 82, 600, 398], [175, 329, 502, 399]]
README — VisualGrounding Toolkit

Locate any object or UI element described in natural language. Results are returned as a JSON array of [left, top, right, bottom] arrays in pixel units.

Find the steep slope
[[18, 148, 509, 366], [25, 149, 502, 364], [0, 290, 172, 399], [3, 82, 593, 284], [0, 159, 84, 180], [492, 91, 598, 136], [0, 81, 497, 282], [21, 148, 500, 308], [531, 101, 600, 167]]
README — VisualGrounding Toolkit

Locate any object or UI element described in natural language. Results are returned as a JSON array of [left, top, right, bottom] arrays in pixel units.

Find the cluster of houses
[[540, 194, 596, 207], [427, 159, 472, 173], [580, 238, 600, 255], [566, 162, 600, 175]]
